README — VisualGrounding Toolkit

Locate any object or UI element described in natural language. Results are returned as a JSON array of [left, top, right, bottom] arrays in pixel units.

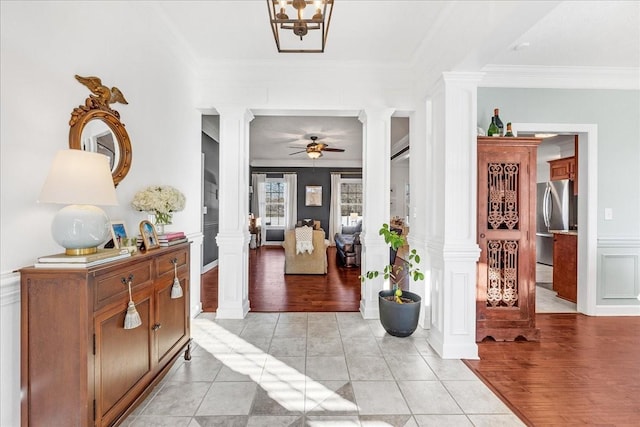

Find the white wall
[[0, 3, 202, 425]]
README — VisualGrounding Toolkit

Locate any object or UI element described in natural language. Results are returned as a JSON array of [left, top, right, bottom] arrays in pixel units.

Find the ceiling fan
[[289, 135, 345, 159]]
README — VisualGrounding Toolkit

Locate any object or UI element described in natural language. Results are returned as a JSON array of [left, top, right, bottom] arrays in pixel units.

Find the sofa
[[334, 222, 362, 267], [282, 226, 329, 274]]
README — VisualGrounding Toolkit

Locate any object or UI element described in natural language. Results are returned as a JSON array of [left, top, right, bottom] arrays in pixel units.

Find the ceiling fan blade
[[289, 150, 306, 155], [321, 147, 345, 152]]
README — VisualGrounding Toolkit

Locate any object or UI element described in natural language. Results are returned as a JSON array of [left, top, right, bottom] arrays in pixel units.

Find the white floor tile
[[443, 381, 511, 414], [397, 381, 463, 415], [125, 313, 525, 425], [351, 381, 411, 415], [306, 356, 350, 380], [196, 382, 257, 415]]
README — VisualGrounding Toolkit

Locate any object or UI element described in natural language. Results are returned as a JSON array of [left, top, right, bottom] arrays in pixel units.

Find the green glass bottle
[[487, 116, 499, 137], [505, 122, 514, 137], [493, 108, 504, 136]]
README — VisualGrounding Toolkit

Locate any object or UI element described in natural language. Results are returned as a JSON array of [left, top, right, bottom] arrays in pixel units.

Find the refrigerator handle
[[543, 185, 551, 228]]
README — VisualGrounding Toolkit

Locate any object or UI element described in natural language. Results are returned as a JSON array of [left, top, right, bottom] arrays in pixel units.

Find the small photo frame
[[110, 221, 129, 249], [305, 185, 322, 207], [139, 220, 160, 251]]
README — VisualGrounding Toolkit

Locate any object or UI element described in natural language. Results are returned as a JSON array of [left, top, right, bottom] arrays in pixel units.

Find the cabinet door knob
[[152, 323, 162, 331], [479, 233, 486, 239]]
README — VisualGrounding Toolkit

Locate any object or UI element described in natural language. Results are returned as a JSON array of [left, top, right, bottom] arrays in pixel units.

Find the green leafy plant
[[360, 223, 424, 303]]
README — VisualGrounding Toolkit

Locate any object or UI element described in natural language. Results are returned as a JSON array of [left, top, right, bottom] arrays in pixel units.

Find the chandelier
[[267, 0, 334, 53]]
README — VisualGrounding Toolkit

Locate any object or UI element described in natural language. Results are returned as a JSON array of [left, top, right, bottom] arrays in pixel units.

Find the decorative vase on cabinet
[[476, 136, 542, 342]]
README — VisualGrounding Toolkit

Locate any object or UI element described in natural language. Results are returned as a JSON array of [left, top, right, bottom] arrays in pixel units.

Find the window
[[340, 179, 362, 225], [264, 179, 285, 227]]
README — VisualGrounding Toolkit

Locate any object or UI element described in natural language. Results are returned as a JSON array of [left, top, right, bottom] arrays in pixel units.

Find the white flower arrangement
[[131, 185, 186, 224]]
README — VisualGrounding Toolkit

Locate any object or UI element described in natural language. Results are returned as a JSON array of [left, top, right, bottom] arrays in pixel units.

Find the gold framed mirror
[[69, 75, 132, 187]]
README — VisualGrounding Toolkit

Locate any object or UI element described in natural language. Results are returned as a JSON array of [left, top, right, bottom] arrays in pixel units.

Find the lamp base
[[65, 246, 99, 256], [52, 204, 110, 254]]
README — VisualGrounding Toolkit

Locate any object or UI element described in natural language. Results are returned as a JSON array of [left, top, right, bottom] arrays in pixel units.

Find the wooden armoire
[[476, 136, 541, 341]]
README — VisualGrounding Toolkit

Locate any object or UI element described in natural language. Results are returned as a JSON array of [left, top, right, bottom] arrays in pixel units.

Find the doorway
[[202, 115, 220, 273], [534, 134, 578, 314], [515, 123, 598, 315]]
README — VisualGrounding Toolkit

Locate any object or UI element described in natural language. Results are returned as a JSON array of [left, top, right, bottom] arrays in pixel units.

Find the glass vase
[[155, 223, 165, 235]]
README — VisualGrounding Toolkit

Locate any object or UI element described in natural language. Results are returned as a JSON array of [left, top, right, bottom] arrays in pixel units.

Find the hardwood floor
[[464, 313, 640, 426], [201, 245, 361, 312]]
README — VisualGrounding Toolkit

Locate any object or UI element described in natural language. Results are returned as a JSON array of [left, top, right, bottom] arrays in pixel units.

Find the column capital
[[216, 106, 255, 123], [358, 107, 395, 124]]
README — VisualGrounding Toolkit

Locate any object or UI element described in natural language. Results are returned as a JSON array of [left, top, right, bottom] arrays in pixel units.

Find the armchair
[[282, 228, 329, 274], [334, 221, 362, 267]]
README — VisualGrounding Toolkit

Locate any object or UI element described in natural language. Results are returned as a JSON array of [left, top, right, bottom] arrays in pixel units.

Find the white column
[[215, 107, 253, 319], [359, 108, 394, 319], [425, 72, 483, 359]]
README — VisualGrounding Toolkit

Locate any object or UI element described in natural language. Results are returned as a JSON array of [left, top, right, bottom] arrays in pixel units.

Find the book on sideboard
[[33, 252, 131, 269], [37, 248, 129, 263], [158, 237, 188, 247], [157, 231, 186, 240]]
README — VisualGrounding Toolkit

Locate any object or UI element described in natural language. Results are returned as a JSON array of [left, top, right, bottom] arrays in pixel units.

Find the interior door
[[477, 148, 533, 320], [95, 291, 152, 425]]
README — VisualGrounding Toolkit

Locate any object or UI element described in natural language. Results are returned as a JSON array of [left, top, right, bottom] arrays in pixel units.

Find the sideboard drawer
[[156, 247, 188, 277], [94, 260, 153, 310]]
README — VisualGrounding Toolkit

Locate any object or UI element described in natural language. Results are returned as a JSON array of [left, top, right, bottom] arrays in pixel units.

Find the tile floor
[[123, 312, 524, 427], [535, 263, 577, 313]]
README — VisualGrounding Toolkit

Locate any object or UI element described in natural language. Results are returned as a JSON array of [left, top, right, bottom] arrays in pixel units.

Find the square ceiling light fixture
[[267, 0, 334, 53]]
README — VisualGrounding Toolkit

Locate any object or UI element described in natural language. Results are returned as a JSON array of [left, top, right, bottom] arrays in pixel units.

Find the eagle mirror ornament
[[69, 75, 132, 187]]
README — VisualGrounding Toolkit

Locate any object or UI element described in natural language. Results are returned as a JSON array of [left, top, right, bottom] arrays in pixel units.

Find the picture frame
[[139, 220, 160, 251], [305, 185, 322, 207], [110, 221, 129, 249]]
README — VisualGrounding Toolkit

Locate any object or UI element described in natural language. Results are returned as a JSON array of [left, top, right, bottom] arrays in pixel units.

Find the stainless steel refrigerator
[[536, 180, 577, 265]]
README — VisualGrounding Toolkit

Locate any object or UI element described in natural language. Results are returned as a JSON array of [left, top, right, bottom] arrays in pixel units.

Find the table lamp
[[38, 149, 119, 255]]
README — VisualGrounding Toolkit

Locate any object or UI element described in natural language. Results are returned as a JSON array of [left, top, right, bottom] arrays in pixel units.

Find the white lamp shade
[[39, 149, 118, 206], [39, 150, 118, 254]]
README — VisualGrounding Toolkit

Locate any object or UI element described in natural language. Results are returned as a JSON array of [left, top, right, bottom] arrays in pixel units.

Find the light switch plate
[[604, 208, 613, 220]]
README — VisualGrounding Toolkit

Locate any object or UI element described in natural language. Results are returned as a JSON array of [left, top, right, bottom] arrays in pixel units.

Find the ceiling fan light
[[307, 151, 322, 159]]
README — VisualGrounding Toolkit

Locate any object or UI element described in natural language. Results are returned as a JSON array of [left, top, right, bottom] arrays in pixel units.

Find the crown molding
[[480, 65, 640, 90]]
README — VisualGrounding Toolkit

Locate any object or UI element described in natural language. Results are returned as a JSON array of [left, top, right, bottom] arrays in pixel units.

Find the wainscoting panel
[[1, 272, 21, 427], [597, 238, 640, 308]]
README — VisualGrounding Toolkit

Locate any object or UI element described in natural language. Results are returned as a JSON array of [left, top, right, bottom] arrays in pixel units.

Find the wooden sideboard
[[20, 243, 191, 427]]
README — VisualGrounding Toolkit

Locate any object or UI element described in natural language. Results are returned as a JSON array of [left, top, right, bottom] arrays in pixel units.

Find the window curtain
[[328, 172, 342, 245], [283, 173, 297, 230], [251, 173, 266, 243]]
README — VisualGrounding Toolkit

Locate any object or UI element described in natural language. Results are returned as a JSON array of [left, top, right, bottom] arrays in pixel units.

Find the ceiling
[[158, 1, 638, 67], [180, 1, 639, 166]]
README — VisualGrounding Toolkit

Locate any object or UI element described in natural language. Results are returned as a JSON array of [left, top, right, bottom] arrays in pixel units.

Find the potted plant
[[360, 223, 424, 337]]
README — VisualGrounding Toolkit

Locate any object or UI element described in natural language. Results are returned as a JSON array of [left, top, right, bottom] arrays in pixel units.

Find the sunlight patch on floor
[[193, 318, 360, 414]]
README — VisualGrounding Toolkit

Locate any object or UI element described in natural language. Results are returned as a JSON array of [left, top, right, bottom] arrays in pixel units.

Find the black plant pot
[[378, 290, 421, 337]]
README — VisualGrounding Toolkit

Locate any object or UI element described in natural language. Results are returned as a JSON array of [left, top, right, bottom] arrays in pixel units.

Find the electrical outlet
[[604, 208, 613, 220]]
